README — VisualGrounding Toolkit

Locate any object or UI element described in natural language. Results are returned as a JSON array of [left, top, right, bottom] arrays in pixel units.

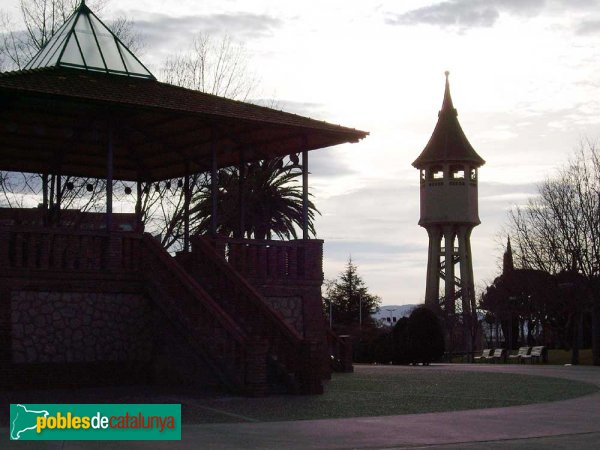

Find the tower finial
[[440, 70, 455, 116]]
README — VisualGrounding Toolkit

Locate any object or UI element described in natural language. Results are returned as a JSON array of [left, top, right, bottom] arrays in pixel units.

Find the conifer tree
[[325, 258, 381, 327]]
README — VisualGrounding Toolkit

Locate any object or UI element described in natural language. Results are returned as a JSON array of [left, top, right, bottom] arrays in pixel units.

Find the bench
[[474, 349, 493, 362], [522, 346, 546, 363], [508, 346, 531, 363], [491, 348, 506, 363]]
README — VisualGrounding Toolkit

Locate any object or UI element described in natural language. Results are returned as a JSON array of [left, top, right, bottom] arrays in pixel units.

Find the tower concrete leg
[[425, 227, 442, 310], [457, 225, 476, 358], [443, 226, 456, 315]]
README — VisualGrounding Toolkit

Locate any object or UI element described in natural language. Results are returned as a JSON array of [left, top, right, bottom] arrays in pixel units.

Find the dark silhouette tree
[[391, 317, 411, 364], [407, 306, 445, 365], [506, 142, 600, 364], [324, 257, 381, 329], [191, 157, 318, 240], [480, 269, 559, 350]]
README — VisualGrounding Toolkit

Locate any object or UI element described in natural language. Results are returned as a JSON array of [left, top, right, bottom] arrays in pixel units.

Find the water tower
[[412, 72, 485, 349]]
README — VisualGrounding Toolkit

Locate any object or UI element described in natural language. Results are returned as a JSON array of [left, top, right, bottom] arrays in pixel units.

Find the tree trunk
[[593, 301, 600, 366]]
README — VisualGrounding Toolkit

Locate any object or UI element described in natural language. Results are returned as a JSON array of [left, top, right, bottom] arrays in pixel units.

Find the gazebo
[[0, 2, 366, 394]]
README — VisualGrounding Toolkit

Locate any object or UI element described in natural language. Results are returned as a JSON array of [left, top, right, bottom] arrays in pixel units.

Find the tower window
[[470, 168, 477, 181], [420, 170, 426, 183], [451, 165, 465, 179], [430, 166, 444, 180]]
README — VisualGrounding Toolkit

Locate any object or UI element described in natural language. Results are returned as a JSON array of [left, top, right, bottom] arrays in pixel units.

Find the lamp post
[[359, 296, 363, 330], [508, 296, 517, 350], [558, 278, 581, 365]]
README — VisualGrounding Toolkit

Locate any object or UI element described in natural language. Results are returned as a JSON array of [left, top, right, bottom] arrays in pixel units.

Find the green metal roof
[[23, 0, 155, 79]]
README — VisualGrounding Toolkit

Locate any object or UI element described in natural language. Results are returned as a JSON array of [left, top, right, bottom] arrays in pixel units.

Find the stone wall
[[263, 296, 303, 334], [11, 291, 153, 364]]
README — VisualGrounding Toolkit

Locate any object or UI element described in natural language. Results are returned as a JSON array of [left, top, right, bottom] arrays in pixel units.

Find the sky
[[4, 0, 600, 305]]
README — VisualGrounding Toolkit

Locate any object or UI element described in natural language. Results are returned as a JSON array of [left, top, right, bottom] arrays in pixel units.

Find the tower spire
[[440, 70, 456, 116], [412, 72, 484, 168], [503, 236, 514, 274]]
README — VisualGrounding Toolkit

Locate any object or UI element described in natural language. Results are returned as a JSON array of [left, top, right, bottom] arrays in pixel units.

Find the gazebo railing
[[0, 226, 141, 272], [202, 236, 324, 284]]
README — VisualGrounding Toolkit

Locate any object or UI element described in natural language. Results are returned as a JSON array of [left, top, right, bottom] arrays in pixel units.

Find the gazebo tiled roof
[[0, 2, 367, 182], [0, 67, 367, 181]]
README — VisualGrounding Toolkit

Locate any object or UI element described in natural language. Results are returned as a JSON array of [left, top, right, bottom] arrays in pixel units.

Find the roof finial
[[440, 70, 455, 116]]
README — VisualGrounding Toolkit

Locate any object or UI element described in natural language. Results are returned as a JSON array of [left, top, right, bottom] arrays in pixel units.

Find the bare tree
[[132, 33, 262, 249], [507, 141, 600, 364], [160, 33, 258, 101], [123, 174, 209, 251]]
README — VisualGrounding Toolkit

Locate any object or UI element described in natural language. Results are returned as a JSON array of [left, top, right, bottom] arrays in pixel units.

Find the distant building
[[371, 305, 417, 327]]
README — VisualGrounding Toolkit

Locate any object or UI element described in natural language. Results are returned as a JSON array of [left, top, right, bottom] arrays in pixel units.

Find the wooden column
[[42, 174, 48, 209], [238, 149, 245, 239], [135, 180, 142, 224], [210, 136, 218, 235], [302, 148, 309, 240], [56, 174, 62, 210], [106, 123, 114, 232], [184, 170, 190, 251], [55, 173, 62, 224]]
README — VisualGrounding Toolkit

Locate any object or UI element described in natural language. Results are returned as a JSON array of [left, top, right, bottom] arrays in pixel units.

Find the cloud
[[127, 11, 282, 49], [386, 0, 545, 29], [479, 181, 538, 199], [325, 240, 425, 257], [575, 19, 600, 34], [269, 100, 328, 119], [310, 150, 357, 178]]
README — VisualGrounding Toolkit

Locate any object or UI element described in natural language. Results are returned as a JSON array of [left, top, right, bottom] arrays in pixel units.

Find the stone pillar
[[244, 338, 268, 397], [106, 234, 123, 271], [338, 335, 354, 373], [0, 288, 10, 362], [299, 339, 323, 395], [0, 228, 9, 270]]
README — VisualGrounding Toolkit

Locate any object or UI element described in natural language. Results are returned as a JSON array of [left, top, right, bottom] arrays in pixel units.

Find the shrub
[[391, 317, 411, 364], [407, 306, 445, 365]]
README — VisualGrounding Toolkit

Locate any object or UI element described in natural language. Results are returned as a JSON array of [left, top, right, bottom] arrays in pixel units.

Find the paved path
[[5, 364, 600, 449]]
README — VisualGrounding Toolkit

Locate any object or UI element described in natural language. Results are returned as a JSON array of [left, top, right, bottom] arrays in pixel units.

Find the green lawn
[[179, 365, 598, 423], [547, 348, 594, 365], [2, 365, 596, 426]]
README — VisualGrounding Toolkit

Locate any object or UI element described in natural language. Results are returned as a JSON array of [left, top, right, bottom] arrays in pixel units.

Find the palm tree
[[191, 157, 319, 240]]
